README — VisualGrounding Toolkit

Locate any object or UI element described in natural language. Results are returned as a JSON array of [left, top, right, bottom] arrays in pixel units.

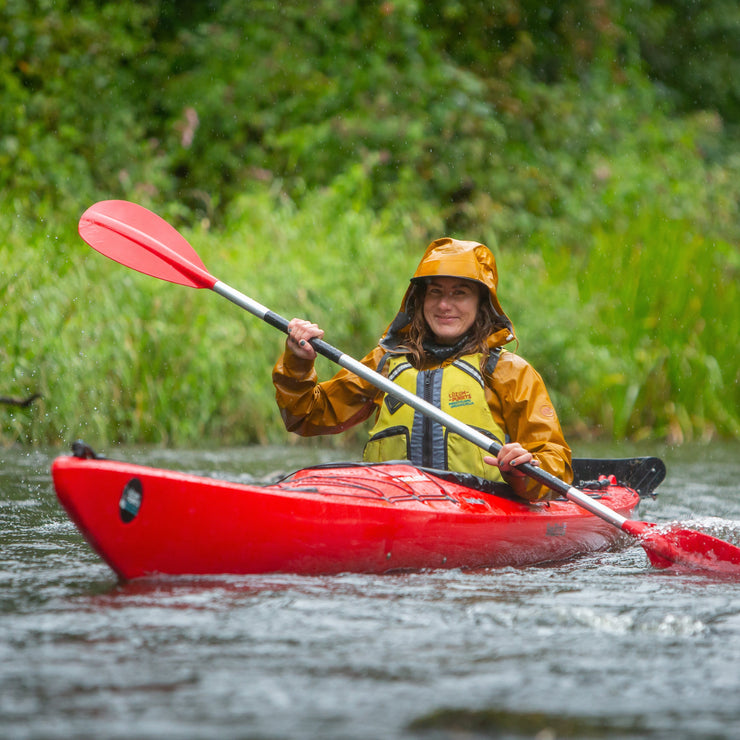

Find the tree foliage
[[2, 0, 740, 240]]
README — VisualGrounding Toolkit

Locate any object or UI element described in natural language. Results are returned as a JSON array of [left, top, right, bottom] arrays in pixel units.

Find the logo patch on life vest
[[448, 390, 473, 408], [119, 478, 143, 523]]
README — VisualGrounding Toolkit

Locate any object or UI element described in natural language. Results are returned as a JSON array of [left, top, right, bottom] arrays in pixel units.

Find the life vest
[[363, 352, 506, 481]]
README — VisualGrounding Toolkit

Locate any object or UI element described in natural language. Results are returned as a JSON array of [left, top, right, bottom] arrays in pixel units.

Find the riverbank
[[2, 189, 738, 447]]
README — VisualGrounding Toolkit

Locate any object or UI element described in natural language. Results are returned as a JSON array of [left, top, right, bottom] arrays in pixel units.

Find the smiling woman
[[273, 237, 572, 500], [422, 277, 481, 344]]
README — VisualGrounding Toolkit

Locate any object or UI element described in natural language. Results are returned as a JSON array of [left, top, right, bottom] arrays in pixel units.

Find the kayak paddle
[[78, 199, 740, 574]]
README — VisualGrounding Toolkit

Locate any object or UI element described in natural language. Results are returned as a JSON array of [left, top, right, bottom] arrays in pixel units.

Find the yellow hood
[[380, 237, 515, 350]]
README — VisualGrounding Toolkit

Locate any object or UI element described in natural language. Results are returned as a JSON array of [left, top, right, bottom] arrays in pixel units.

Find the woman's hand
[[484, 442, 539, 482], [285, 318, 324, 360]]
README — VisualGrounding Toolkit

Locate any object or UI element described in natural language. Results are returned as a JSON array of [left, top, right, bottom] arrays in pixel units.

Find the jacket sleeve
[[487, 351, 573, 500], [272, 345, 385, 436]]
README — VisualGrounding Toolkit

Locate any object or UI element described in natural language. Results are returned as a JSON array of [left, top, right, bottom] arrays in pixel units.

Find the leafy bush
[[4, 0, 740, 242]]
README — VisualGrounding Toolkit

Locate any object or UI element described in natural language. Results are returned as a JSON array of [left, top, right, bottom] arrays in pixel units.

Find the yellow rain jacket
[[272, 237, 573, 500]]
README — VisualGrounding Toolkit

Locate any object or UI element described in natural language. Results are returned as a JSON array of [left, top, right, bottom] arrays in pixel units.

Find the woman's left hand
[[484, 442, 539, 479]]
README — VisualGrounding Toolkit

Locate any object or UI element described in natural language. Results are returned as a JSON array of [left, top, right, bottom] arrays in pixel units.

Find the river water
[[1, 441, 739, 740]]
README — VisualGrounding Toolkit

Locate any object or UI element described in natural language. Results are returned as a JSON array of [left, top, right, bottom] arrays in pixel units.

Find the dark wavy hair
[[397, 281, 505, 371]]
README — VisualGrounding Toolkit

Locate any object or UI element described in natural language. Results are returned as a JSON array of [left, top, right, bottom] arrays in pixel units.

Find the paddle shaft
[[214, 282, 626, 523]]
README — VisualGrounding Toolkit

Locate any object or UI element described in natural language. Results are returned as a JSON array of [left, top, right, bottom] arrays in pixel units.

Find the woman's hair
[[398, 281, 504, 370]]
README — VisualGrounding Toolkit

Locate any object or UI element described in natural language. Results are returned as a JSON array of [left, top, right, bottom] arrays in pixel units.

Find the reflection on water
[[1, 442, 740, 739]]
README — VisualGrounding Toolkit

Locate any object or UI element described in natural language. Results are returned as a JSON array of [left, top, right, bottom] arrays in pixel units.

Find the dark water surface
[[2, 442, 739, 740]]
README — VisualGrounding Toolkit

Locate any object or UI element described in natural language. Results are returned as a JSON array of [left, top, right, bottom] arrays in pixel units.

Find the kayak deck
[[51, 452, 654, 579]]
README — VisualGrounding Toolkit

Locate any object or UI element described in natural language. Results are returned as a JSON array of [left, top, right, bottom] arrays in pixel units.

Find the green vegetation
[[409, 705, 652, 737], [2, 1, 739, 447]]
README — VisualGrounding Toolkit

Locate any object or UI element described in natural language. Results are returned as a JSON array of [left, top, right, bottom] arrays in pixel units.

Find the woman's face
[[423, 277, 481, 345]]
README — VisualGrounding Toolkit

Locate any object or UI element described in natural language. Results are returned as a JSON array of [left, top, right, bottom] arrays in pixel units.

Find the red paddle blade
[[79, 200, 216, 289], [623, 520, 740, 573]]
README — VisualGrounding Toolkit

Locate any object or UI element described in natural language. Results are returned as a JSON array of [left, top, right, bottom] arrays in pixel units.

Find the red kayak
[[51, 444, 665, 580]]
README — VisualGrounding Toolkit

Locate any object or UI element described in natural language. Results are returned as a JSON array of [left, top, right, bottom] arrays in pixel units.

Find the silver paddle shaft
[[214, 279, 630, 525]]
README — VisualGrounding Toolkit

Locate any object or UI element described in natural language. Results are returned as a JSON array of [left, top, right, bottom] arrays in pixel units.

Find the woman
[[272, 237, 572, 500]]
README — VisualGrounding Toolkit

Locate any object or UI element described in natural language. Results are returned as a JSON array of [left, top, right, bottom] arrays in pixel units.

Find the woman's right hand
[[285, 318, 324, 360]]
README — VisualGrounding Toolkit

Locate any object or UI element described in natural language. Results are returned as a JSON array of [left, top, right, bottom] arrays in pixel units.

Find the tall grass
[[0, 176, 424, 448], [504, 212, 740, 442], [1, 185, 738, 448], [579, 213, 739, 441]]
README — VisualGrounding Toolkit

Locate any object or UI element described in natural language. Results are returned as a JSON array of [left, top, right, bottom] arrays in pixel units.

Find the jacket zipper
[[421, 371, 434, 467]]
